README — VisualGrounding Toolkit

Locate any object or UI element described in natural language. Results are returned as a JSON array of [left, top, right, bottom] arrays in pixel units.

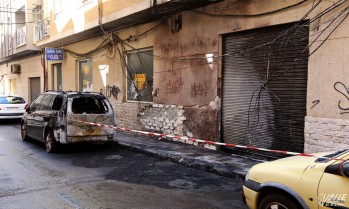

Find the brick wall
[[111, 101, 144, 130], [305, 116, 349, 153]]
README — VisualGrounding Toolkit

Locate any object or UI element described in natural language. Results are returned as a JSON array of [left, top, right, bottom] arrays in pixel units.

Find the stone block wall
[[140, 104, 186, 136], [305, 116, 349, 153], [110, 101, 219, 149]]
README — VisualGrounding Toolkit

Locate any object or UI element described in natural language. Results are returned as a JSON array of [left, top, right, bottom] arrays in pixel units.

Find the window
[[40, 95, 54, 110], [78, 59, 92, 92], [30, 95, 44, 111], [0, 96, 25, 104], [71, 96, 108, 114], [126, 48, 153, 102], [52, 96, 63, 111], [32, 5, 42, 22], [8, 79, 16, 95]]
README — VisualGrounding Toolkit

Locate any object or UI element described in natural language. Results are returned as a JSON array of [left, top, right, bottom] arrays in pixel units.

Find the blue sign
[[46, 48, 64, 61]]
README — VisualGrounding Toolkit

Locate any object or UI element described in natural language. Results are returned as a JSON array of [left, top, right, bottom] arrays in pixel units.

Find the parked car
[[242, 150, 349, 209], [0, 95, 28, 119], [21, 91, 116, 152]]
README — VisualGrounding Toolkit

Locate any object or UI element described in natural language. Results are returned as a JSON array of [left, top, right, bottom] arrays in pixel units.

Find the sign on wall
[[135, 74, 146, 90], [46, 48, 64, 61]]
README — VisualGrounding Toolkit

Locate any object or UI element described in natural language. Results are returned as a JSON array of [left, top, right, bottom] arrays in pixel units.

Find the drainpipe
[[42, 48, 46, 91], [151, 0, 157, 15]]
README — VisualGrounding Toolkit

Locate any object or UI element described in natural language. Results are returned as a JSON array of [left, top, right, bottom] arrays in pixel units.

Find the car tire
[[21, 123, 30, 141], [103, 141, 114, 149], [45, 130, 59, 153], [259, 193, 301, 209]]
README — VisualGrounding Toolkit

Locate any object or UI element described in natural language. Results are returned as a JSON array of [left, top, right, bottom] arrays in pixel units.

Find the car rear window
[[71, 96, 108, 114], [0, 96, 25, 104]]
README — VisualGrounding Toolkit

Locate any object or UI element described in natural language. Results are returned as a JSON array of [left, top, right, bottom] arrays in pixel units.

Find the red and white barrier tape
[[70, 119, 348, 162]]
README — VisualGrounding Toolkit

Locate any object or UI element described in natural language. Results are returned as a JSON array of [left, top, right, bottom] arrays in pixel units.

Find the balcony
[[16, 26, 27, 47], [34, 17, 50, 42], [36, 0, 223, 47]]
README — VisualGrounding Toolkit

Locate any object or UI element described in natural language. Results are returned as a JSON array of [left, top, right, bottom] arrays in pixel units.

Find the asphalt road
[[0, 119, 247, 209]]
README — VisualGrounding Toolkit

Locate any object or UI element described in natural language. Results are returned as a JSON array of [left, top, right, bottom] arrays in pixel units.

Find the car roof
[[0, 95, 24, 98], [42, 91, 105, 97]]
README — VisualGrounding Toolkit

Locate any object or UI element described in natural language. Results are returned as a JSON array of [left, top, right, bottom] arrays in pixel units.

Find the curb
[[116, 132, 257, 181]]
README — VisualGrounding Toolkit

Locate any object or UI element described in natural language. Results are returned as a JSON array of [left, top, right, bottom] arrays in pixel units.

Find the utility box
[[11, 64, 21, 74]]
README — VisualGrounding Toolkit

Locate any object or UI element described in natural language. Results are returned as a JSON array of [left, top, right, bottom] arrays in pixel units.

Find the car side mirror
[[340, 161, 349, 178], [26, 107, 31, 113]]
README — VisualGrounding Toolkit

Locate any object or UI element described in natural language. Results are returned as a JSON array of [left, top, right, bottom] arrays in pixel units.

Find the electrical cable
[[192, 0, 309, 17]]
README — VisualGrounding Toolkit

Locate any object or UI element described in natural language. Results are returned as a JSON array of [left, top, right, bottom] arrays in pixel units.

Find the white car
[[0, 95, 28, 119]]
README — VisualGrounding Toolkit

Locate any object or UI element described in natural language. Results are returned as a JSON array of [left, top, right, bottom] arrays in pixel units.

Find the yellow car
[[242, 150, 349, 209]]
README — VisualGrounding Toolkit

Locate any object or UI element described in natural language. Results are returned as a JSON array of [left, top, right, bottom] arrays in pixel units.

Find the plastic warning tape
[[71, 119, 348, 162]]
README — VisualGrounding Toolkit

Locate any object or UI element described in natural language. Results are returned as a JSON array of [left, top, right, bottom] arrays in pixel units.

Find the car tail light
[[24, 104, 28, 110]]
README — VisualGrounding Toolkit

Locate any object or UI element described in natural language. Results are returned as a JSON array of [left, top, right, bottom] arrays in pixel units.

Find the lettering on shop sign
[[46, 47, 64, 61], [334, 81, 349, 114], [191, 81, 209, 98], [165, 77, 184, 95]]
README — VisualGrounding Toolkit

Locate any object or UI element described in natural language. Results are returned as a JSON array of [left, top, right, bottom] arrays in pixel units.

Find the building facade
[[2, 0, 349, 155], [0, 0, 43, 102]]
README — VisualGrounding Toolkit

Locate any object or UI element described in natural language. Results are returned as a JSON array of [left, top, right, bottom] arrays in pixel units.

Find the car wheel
[[259, 193, 300, 209], [103, 141, 114, 149], [21, 123, 29, 141], [45, 130, 59, 153]]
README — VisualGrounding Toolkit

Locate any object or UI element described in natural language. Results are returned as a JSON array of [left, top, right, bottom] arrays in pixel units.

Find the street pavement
[[115, 131, 259, 181], [0, 120, 250, 209]]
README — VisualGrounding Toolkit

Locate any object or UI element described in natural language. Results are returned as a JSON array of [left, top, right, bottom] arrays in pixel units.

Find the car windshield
[[71, 95, 108, 114], [0, 96, 25, 104], [315, 149, 349, 163]]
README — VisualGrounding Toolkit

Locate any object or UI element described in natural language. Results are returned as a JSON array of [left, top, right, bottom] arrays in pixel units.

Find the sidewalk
[[115, 132, 259, 181]]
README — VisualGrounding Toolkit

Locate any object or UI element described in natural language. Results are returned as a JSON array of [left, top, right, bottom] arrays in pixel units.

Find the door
[[30, 77, 41, 102], [53, 63, 62, 90], [78, 59, 92, 92], [26, 94, 44, 139], [33, 94, 54, 141], [221, 21, 309, 158], [8, 79, 16, 95]]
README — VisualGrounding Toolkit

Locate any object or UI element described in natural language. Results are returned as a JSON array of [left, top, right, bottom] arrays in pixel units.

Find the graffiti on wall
[[100, 84, 121, 99], [311, 100, 320, 109], [191, 81, 209, 98], [165, 77, 184, 95], [334, 81, 349, 114]]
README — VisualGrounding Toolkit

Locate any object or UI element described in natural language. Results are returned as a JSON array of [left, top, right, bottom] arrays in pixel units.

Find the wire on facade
[[245, 0, 349, 143], [192, 0, 309, 17]]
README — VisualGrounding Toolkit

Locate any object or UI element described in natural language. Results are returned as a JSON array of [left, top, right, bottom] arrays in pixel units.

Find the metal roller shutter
[[222, 21, 309, 159]]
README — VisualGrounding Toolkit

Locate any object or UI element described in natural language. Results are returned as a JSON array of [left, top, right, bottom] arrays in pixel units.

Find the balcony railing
[[34, 17, 50, 42], [16, 26, 27, 47]]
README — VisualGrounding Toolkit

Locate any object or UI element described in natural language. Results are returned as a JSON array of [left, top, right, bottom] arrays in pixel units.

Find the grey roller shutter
[[222, 21, 309, 159]]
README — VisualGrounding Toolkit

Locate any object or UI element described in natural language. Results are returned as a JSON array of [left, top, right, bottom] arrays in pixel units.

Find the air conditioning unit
[[11, 64, 21, 74]]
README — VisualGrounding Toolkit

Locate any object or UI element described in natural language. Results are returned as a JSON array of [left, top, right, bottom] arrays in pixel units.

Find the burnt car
[[21, 91, 116, 152]]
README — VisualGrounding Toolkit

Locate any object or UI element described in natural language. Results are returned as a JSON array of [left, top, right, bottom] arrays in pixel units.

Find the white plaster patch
[[209, 96, 221, 110], [187, 131, 193, 138]]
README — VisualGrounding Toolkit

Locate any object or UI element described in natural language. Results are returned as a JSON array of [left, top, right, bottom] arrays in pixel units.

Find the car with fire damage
[[21, 91, 115, 152], [242, 150, 349, 209]]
